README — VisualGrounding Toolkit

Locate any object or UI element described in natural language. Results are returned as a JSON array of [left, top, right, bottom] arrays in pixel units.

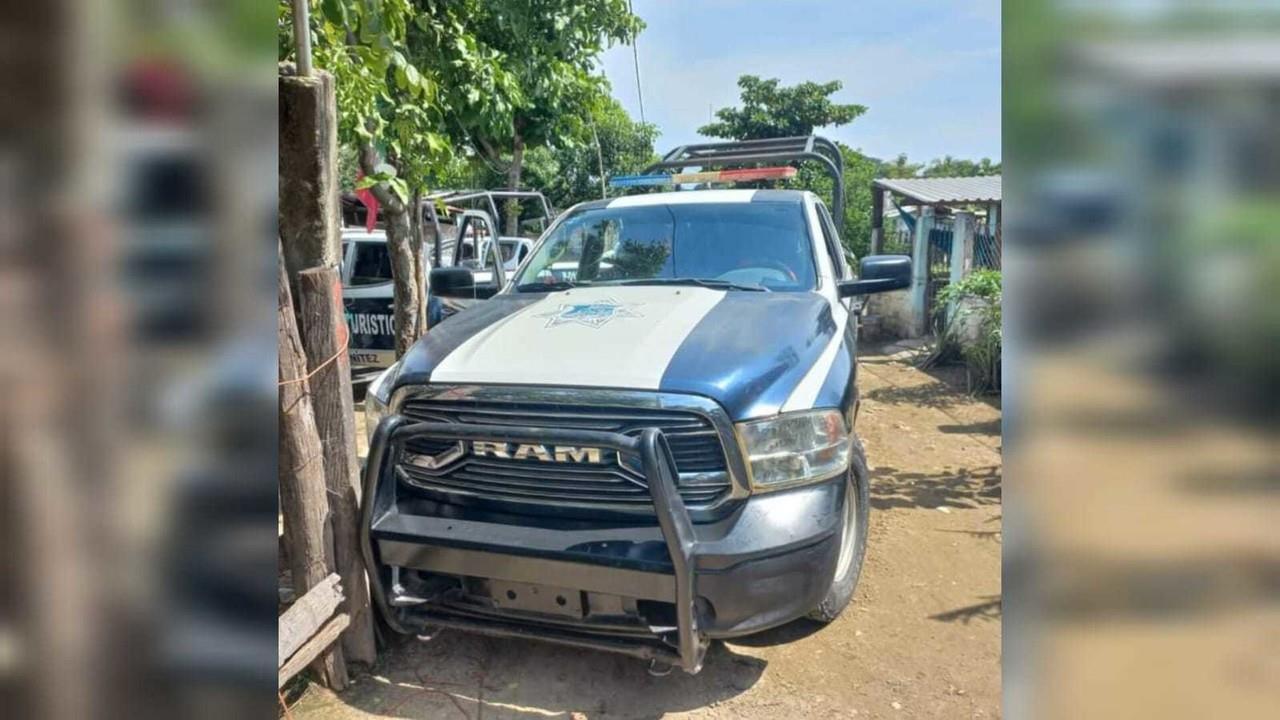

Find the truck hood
[[395, 285, 850, 420]]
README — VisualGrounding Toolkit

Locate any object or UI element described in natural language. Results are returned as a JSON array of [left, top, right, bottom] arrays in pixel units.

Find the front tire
[[808, 435, 869, 623]]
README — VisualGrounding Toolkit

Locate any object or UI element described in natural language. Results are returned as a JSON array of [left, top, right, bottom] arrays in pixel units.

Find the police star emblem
[[537, 297, 643, 329]]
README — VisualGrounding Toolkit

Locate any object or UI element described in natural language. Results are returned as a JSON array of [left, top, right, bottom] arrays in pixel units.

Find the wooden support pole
[[279, 70, 341, 285], [297, 267, 377, 666], [277, 245, 347, 689]]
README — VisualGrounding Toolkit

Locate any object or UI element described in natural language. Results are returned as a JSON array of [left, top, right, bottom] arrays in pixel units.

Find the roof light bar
[[609, 166, 798, 189]]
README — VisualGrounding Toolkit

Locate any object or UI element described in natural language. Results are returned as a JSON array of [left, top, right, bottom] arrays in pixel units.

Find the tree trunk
[[385, 207, 419, 357], [505, 130, 525, 236], [277, 244, 347, 689], [297, 267, 377, 666], [358, 143, 420, 358], [411, 188, 429, 334]]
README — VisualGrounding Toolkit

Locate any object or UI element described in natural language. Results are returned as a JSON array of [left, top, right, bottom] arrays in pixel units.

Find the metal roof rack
[[642, 135, 845, 219], [420, 189, 554, 267]]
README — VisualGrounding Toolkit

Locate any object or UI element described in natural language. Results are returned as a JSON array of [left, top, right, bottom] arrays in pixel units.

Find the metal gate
[[973, 225, 1001, 269], [925, 220, 954, 325]]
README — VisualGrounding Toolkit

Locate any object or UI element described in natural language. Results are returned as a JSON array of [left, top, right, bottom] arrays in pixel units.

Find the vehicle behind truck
[[360, 136, 912, 673], [341, 190, 552, 380]]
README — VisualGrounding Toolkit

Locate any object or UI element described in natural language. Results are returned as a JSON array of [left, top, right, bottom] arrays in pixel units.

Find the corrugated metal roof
[[874, 176, 1001, 204], [1078, 40, 1280, 84]]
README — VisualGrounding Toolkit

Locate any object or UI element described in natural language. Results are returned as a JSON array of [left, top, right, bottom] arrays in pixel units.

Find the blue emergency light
[[608, 174, 674, 188]]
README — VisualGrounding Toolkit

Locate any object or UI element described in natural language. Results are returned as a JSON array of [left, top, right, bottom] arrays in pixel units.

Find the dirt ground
[[289, 347, 1002, 719]]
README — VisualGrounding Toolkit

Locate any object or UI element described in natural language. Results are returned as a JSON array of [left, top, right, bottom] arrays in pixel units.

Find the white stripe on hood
[[781, 197, 848, 412], [429, 285, 725, 389]]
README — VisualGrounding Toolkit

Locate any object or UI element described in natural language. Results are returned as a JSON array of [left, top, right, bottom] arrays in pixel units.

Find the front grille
[[395, 397, 733, 509]]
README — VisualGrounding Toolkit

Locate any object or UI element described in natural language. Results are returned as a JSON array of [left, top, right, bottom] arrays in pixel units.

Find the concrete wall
[[864, 289, 915, 341]]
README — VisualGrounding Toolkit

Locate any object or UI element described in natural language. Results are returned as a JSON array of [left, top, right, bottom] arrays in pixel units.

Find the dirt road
[[291, 348, 1002, 719]]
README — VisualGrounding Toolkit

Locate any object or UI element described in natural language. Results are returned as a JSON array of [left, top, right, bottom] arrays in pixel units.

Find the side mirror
[[837, 255, 912, 297], [429, 267, 499, 300]]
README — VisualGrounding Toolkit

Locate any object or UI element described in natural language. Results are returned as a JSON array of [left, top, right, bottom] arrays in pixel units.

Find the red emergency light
[[612, 165, 799, 188], [670, 166, 798, 184]]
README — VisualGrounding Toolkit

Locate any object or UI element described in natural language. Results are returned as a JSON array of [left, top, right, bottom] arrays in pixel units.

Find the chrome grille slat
[[458, 460, 645, 485], [404, 437, 463, 455], [395, 393, 736, 511], [425, 469, 647, 496], [405, 474, 655, 504]]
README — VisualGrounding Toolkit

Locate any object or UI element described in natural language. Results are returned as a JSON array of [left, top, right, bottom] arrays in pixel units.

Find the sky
[[597, 0, 1001, 164]]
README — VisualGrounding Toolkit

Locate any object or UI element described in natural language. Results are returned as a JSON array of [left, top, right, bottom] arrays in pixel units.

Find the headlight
[[364, 361, 400, 443], [736, 409, 851, 491]]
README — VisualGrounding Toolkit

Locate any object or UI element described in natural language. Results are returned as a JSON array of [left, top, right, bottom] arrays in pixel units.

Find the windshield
[[347, 241, 392, 286], [513, 201, 815, 291]]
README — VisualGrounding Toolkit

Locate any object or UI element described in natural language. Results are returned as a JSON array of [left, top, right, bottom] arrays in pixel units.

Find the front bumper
[[361, 416, 845, 673]]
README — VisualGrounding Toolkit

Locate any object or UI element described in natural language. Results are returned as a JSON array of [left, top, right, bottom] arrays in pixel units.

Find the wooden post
[[297, 267, 377, 666], [277, 246, 347, 689], [279, 71, 342, 284]]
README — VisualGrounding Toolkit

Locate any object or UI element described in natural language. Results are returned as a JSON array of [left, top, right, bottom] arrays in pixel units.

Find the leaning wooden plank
[[278, 573, 343, 664], [279, 613, 351, 689]]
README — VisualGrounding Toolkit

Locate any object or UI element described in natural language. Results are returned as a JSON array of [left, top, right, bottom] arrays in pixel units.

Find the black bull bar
[[360, 415, 710, 673]]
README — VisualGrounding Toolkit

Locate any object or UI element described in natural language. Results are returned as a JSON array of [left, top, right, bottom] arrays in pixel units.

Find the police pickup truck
[[360, 136, 911, 673]]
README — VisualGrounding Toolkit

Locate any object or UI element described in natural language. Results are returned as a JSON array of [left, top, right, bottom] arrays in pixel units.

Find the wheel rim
[[832, 477, 858, 582]]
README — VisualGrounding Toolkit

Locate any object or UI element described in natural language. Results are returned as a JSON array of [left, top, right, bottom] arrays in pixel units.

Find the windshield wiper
[[607, 277, 769, 292], [515, 280, 579, 292]]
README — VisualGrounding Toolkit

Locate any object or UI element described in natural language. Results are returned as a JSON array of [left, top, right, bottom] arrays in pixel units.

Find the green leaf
[[405, 64, 421, 94], [389, 176, 410, 204], [321, 0, 347, 27]]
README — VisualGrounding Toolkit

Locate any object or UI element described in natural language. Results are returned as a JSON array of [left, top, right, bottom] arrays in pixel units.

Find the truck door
[[342, 238, 397, 371]]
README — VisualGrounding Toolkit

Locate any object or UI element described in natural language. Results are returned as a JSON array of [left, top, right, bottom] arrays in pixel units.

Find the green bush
[[927, 270, 1002, 394]]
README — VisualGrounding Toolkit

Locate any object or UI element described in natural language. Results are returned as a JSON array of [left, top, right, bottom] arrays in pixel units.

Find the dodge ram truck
[[360, 136, 911, 674]]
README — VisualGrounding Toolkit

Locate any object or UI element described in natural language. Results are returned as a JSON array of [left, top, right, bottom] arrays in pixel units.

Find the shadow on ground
[[862, 382, 970, 411], [328, 630, 767, 719], [727, 617, 828, 647], [869, 464, 1001, 510], [938, 418, 1001, 436], [929, 595, 1003, 624]]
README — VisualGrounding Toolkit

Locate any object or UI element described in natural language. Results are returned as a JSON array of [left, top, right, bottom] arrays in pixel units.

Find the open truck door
[[427, 208, 506, 326]]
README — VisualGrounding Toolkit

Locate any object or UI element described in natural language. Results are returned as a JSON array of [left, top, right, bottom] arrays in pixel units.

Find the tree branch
[[357, 140, 405, 213]]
